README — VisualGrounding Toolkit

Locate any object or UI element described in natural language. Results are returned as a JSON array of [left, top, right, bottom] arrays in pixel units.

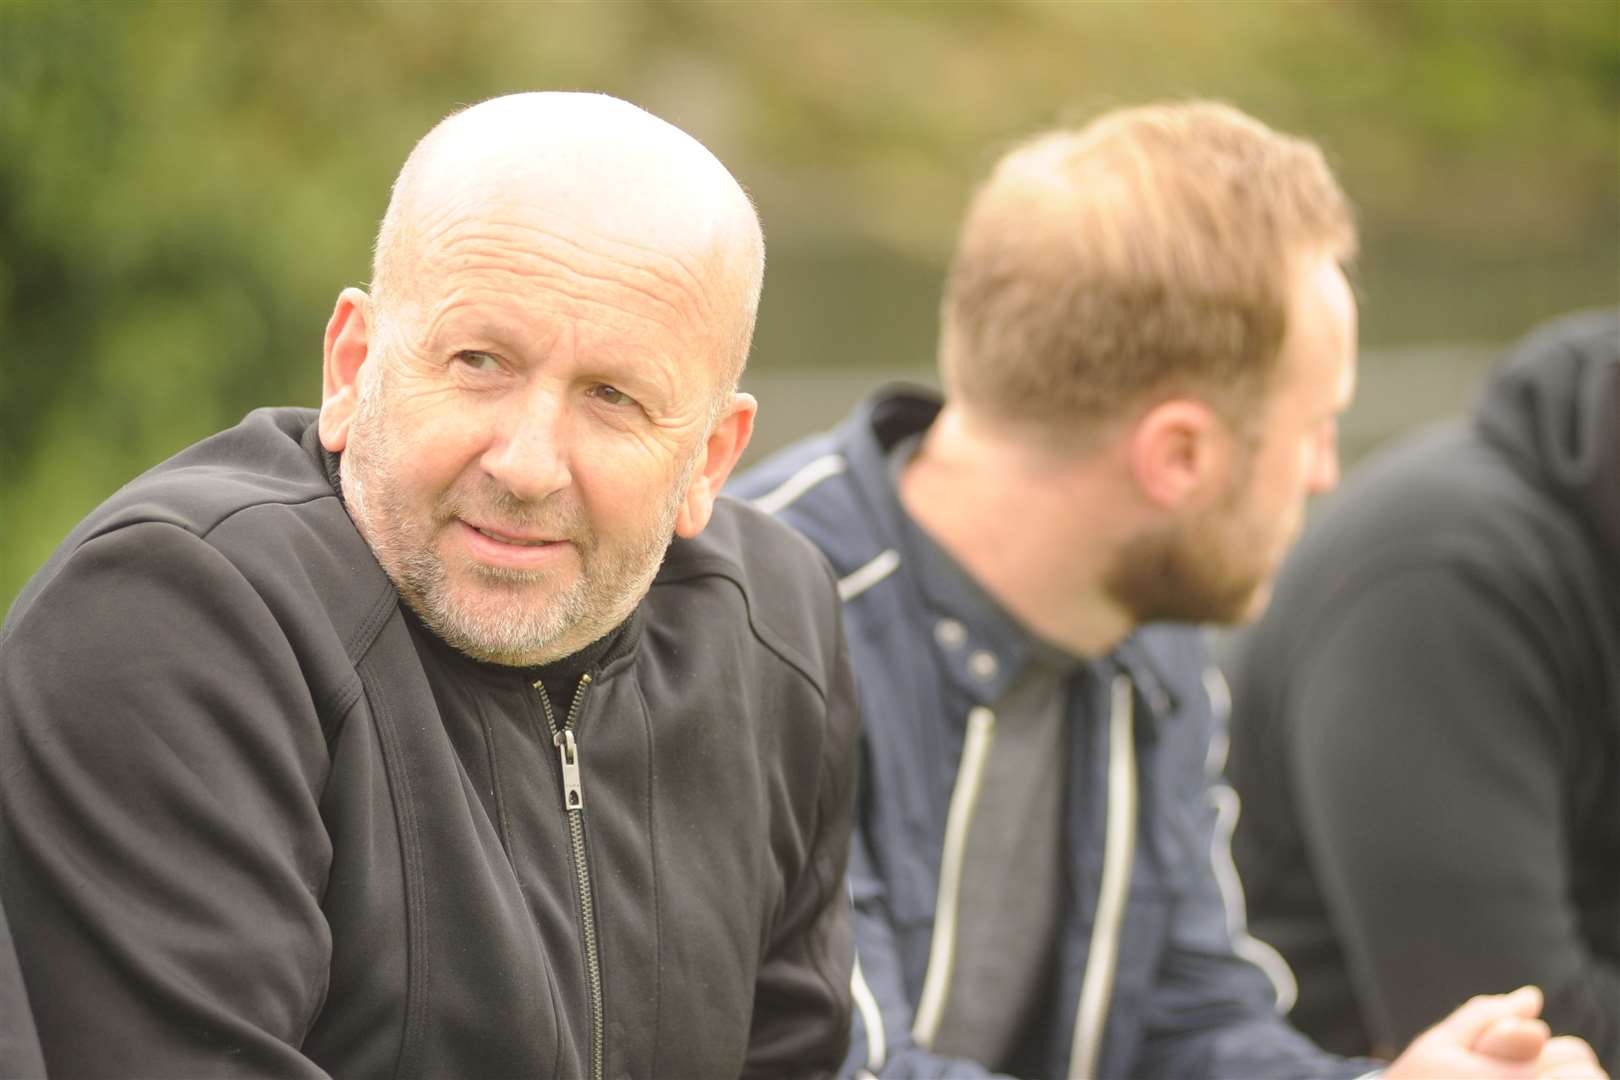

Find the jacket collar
[[840, 386, 1180, 729]]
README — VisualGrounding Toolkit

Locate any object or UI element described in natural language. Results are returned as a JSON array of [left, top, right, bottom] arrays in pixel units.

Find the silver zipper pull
[[555, 728, 584, 811]]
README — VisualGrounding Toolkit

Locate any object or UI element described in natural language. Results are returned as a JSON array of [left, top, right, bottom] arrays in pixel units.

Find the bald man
[[0, 93, 857, 1078]]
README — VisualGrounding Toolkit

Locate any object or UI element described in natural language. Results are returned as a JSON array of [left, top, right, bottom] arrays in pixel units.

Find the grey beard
[[393, 516, 672, 666], [347, 431, 693, 666]]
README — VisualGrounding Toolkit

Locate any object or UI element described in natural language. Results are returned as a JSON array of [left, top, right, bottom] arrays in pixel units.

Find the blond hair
[[940, 101, 1356, 440]]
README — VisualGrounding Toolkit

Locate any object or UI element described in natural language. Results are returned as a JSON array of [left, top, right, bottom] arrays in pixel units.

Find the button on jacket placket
[[534, 673, 605, 1080]]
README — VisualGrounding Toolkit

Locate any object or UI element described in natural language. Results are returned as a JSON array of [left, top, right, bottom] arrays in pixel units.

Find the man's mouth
[[471, 524, 559, 547]]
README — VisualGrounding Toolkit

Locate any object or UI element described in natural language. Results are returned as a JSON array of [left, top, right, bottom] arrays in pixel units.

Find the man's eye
[[455, 351, 501, 373], [590, 384, 634, 407]]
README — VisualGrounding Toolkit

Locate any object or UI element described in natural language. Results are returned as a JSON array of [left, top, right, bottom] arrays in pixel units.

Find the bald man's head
[[319, 93, 765, 666], [371, 92, 765, 398]]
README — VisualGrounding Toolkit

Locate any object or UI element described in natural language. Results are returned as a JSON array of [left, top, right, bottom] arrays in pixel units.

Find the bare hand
[[1385, 987, 1608, 1080], [1535, 1036, 1608, 1079]]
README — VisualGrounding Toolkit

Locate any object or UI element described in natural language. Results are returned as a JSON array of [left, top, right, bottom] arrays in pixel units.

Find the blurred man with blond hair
[[735, 101, 1605, 1080]]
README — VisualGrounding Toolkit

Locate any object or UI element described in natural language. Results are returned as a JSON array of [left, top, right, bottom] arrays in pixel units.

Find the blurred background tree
[[2, 0, 1616, 608]]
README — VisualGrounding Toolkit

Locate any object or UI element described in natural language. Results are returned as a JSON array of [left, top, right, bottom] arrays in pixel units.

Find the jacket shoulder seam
[[651, 566, 831, 706], [71, 509, 376, 737]]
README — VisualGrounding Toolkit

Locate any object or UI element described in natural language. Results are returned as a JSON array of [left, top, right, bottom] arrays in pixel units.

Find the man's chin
[[457, 557, 574, 588], [1229, 579, 1275, 626], [420, 603, 572, 667], [395, 572, 575, 661]]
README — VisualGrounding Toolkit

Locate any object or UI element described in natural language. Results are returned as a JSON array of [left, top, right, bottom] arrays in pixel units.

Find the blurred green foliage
[[2, 0, 1616, 608]]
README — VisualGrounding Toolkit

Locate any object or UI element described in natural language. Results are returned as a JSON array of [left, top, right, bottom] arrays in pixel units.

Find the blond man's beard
[[1100, 447, 1266, 627]]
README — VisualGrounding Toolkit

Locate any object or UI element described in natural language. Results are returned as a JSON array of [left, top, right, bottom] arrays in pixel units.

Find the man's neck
[[528, 617, 629, 712], [897, 405, 1139, 657]]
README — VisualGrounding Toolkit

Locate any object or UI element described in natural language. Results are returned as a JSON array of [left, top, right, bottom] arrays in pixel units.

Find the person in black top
[[1227, 309, 1619, 1074], [0, 901, 43, 1077]]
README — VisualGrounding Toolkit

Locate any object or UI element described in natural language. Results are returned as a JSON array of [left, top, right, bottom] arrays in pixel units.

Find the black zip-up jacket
[[1226, 309, 1620, 1070], [0, 900, 42, 1076], [0, 407, 858, 1079]]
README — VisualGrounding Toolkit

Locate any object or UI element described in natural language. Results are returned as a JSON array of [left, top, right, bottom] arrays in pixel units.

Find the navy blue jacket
[[733, 388, 1372, 1079]]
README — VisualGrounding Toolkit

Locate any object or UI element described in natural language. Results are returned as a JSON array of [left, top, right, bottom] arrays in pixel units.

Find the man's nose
[[481, 394, 572, 502]]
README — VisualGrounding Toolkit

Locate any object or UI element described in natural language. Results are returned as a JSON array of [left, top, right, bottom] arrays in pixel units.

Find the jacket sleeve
[[0, 897, 45, 1078], [742, 587, 861, 1080], [0, 522, 335, 1078], [1288, 566, 1620, 1074], [1131, 667, 1376, 1080]]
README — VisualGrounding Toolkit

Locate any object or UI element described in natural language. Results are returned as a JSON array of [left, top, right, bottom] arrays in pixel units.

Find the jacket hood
[[1475, 308, 1619, 562]]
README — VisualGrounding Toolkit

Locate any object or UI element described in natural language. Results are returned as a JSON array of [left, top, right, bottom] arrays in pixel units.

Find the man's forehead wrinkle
[[385, 183, 477, 313], [416, 264, 701, 384], [420, 219, 727, 343], [416, 285, 568, 355], [420, 273, 689, 354], [436, 201, 724, 301]]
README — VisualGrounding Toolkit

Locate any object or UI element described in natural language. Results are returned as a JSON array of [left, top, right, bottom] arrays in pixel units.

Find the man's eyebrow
[[425, 312, 535, 354], [464, 319, 526, 345]]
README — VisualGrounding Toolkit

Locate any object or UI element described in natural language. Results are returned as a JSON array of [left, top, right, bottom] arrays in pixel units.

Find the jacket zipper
[[910, 705, 997, 1048], [1067, 673, 1138, 1080], [535, 673, 604, 1080]]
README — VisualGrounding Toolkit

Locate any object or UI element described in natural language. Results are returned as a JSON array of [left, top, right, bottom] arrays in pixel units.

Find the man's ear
[[1126, 397, 1234, 510], [318, 287, 375, 453], [674, 392, 758, 539]]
